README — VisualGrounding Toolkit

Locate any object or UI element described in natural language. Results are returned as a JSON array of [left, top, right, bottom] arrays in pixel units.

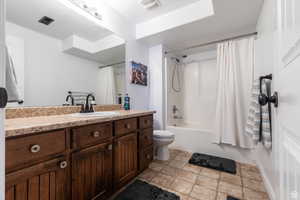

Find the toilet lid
[[153, 130, 174, 138]]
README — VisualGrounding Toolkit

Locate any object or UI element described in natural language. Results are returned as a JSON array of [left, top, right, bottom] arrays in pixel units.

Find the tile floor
[[138, 148, 270, 200]]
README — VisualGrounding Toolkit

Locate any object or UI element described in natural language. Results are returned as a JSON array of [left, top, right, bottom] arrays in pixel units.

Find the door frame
[[0, 0, 6, 198]]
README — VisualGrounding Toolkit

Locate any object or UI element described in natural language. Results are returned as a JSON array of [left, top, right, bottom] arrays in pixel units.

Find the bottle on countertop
[[124, 93, 130, 110]]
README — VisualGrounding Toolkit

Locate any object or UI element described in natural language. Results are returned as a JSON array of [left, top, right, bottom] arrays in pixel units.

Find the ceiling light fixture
[[70, 0, 102, 20], [140, 0, 161, 9], [57, 0, 102, 23]]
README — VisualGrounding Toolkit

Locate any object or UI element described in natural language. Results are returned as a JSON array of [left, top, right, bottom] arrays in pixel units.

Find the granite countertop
[[5, 110, 155, 138]]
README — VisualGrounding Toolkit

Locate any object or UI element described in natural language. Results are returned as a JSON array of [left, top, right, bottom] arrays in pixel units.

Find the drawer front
[[139, 145, 153, 172], [139, 115, 153, 129], [72, 122, 112, 148], [139, 128, 153, 149], [115, 118, 137, 136], [6, 130, 66, 171]]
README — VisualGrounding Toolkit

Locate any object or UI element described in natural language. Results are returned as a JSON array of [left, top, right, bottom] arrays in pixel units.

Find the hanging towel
[[261, 79, 272, 149], [245, 79, 272, 149], [5, 46, 20, 102], [245, 79, 260, 144]]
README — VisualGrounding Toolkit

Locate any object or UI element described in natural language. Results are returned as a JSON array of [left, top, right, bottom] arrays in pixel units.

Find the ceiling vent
[[38, 16, 55, 26], [140, 0, 161, 9]]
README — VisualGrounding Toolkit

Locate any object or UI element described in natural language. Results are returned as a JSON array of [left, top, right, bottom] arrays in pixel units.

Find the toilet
[[153, 130, 175, 161]]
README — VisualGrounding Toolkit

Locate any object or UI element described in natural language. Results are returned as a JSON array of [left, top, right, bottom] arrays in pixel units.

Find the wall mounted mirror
[[6, 0, 126, 107]]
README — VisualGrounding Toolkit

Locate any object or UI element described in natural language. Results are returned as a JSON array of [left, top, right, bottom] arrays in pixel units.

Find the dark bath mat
[[189, 153, 236, 174], [227, 196, 240, 200], [114, 180, 180, 200]]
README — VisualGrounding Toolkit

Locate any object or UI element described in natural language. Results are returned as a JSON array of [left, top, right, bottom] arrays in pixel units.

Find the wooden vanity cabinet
[[5, 114, 153, 200], [113, 132, 138, 189], [71, 141, 113, 200], [6, 156, 69, 200], [138, 115, 154, 172]]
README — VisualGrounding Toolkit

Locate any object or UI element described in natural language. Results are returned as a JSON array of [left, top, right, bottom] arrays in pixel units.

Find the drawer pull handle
[[93, 131, 100, 138], [30, 145, 41, 153], [59, 161, 68, 169], [125, 123, 131, 129], [146, 154, 151, 159], [107, 144, 113, 151]]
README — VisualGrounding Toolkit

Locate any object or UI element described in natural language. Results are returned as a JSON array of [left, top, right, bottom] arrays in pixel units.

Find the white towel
[[245, 79, 260, 144], [5, 46, 20, 102], [245, 79, 272, 149], [261, 80, 272, 149]]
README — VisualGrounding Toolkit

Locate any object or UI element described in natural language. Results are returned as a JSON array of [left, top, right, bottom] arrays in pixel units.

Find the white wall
[[125, 39, 149, 110], [182, 51, 217, 130], [166, 55, 184, 125], [149, 45, 165, 130], [253, 0, 277, 199], [6, 22, 101, 106]]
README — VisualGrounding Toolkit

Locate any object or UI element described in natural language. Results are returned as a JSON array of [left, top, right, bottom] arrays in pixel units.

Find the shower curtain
[[213, 37, 254, 148], [97, 67, 116, 104]]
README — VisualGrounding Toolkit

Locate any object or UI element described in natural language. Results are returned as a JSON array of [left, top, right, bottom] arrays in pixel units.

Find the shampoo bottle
[[124, 94, 130, 110]]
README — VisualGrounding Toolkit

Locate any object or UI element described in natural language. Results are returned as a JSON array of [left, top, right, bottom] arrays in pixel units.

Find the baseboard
[[255, 160, 276, 200]]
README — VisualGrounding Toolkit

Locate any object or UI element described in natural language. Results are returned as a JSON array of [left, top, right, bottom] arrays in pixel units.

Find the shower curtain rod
[[99, 61, 126, 69], [165, 32, 258, 55]]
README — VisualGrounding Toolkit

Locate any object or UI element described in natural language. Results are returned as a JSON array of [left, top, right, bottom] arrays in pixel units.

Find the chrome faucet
[[81, 94, 96, 113]]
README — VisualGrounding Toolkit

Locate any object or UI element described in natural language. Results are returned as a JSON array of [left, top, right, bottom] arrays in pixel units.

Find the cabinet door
[[72, 141, 113, 200], [6, 157, 68, 200], [114, 133, 138, 189]]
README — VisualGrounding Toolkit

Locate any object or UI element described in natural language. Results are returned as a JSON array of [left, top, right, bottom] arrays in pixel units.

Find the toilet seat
[[153, 130, 174, 139]]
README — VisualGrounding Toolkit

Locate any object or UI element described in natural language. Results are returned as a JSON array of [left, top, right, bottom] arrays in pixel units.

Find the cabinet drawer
[[72, 122, 112, 148], [139, 128, 153, 148], [139, 145, 153, 172], [139, 115, 153, 129], [6, 130, 66, 171], [115, 118, 137, 136]]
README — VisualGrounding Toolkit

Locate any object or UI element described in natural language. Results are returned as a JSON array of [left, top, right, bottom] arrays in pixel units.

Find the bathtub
[[167, 122, 254, 164]]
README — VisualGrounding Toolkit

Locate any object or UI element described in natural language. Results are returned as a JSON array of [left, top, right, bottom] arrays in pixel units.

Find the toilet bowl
[[153, 130, 175, 161]]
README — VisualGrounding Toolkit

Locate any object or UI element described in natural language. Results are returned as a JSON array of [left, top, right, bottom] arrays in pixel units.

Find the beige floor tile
[[199, 168, 220, 179], [183, 163, 203, 174], [216, 192, 228, 200], [177, 169, 198, 183], [151, 173, 175, 189], [161, 165, 179, 176], [149, 162, 165, 172], [178, 151, 193, 158], [240, 163, 260, 173], [218, 181, 243, 199], [153, 159, 170, 165], [196, 175, 218, 190], [241, 169, 262, 181], [169, 148, 183, 156], [170, 178, 194, 195], [174, 155, 190, 162], [236, 163, 242, 176], [190, 185, 217, 200], [242, 177, 266, 193], [169, 159, 187, 169], [220, 172, 242, 186], [138, 169, 157, 182], [188, 197, 198, 200], [243, 188, 269, 200]]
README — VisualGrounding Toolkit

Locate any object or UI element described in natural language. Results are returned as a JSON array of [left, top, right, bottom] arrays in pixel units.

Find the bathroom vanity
[[5, 109, 154, 200]]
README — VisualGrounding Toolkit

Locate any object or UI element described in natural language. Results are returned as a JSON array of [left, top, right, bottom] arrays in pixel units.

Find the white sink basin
[[70, 111, 119, 118]]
